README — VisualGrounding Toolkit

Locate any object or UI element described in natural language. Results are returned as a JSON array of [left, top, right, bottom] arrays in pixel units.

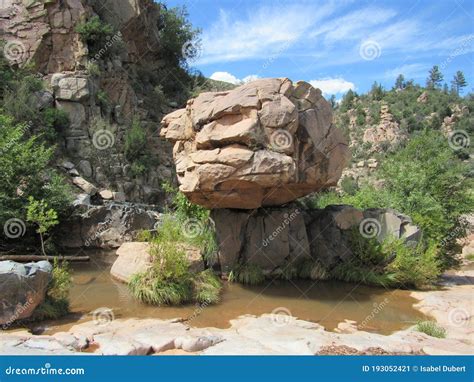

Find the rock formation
[[0, 261, 52, 326], [0, 0, 174, 204], [211, 205, 421, 274], [161, 78, 349, 209]]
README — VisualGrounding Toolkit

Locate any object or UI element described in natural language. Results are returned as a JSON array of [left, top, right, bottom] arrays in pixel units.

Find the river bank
[[1, 261, 472, 355]]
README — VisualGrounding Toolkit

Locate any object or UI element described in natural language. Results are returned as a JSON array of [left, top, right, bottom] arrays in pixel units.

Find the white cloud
[[242, 75, 260, 83], [309, 78, 355, 95], [210, 71, 241, 84], [384, 63, 429, 80], [197, 4, 335, 65], [210, 72, 259, 85], [311, 7, 397, 43]]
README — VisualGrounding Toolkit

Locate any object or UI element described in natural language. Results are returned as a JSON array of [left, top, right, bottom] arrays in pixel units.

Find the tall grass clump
[[129, 215, 222, 306], [329, 230, 440, 289], [416, 321, 446, 338], [33, 259, 71, 320], [228, 263, 265, 285]]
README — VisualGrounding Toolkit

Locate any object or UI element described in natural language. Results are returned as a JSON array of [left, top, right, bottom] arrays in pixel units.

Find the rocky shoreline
[[1, 264, 472, 356]]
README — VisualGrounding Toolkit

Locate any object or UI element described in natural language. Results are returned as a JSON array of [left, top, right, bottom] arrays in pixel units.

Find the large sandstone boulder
[[211, 205, 421, 275], [161, 78, 349, 209], [0, 261, 52, 327]]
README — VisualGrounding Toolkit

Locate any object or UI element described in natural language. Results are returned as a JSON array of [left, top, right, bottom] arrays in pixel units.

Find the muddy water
[[41, 253, 426, 335]]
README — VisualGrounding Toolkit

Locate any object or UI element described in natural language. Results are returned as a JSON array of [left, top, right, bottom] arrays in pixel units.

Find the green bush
[[330, 231, 440, 289], [298, 259, 329, 280], [0, 114, 72, 229], [75, 16, 115, 57], [416, 321, 446, 338], [129, 215, 222, 306], [193, 269, 222, 304], [33, 259, 71, 320], [311, 130, 473, 271]]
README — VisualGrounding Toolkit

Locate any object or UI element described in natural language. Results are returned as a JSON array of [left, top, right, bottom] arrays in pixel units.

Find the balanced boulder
[[160, 78, 349, 209]]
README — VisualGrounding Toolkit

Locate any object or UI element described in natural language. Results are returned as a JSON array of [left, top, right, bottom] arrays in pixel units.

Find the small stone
[[99, 190, 114, 200]]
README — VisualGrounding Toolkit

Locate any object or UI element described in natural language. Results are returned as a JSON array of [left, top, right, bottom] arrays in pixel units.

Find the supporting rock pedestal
[[211, 205, 421, 276]]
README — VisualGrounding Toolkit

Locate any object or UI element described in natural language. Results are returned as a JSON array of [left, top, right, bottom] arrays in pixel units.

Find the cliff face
[[0, 0, 174, 204]]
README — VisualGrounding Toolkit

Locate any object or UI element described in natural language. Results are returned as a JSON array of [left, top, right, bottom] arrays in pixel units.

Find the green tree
[[26, 197, 59, 256], [370, 81, 384, 100], [426, 65, 443, 89], [0, 114, 71, 233], [395, 74, 405, 90], [451, 71, 467, 95]]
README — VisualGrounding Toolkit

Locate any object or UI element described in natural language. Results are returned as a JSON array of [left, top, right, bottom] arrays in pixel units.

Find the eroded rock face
[[161, 78, 349, 209], [0, 261, 52, 326], [211, 205, 421, 274]]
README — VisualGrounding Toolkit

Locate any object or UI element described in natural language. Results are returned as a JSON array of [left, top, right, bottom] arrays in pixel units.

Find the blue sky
[[166, 0, 474, 97]]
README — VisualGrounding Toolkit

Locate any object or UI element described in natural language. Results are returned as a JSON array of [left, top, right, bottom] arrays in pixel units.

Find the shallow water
[[40, 252, 426, 335]]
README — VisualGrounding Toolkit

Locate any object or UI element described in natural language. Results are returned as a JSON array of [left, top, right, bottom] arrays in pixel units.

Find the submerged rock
[[0, 261, 52, 327], [161, 78, 349, 209]]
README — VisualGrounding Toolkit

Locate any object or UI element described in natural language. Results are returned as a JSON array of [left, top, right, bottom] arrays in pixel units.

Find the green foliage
[[96, 90, 109, 109], [426, 65, 443, 89], [125, 118, 147, 162], [311, 130, 473, 271], [193, 269, 222, 304], [451, 71, 467, 95], [330, 230, 440, 289], [298, 259, 329, 280], [416, 321, 446, 338], [158, 5, 201, 67], [129, 215, 221, 306], [0, 115, 72, 232], [124, 118, 156, 177], [228, 263, 265, 285], [26, 197, 59, 256], [162, 181, 209, 222], [340, 176, 359, 195], [75, 16, 115, 57], [34, 259, 71, 320]]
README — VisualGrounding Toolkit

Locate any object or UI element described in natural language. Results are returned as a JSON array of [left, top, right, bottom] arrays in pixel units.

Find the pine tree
[[451, 71, 467, 95], [329, 94, 337, 109], [426, 65, 443, 89], [395, 74, 405, 90]]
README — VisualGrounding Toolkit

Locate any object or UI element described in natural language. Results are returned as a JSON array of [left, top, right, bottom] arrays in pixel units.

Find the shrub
[[33, 259, 71, 320], [0, 115, 72, 230], [228, 263, 265, 285], [75, 16, 115, 57], [310, 130, 473, 272], [193, 269, 222, 304], [329, 231, 440, 289], [129, 216, 222, 306], [416, 321, 446, 338]]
